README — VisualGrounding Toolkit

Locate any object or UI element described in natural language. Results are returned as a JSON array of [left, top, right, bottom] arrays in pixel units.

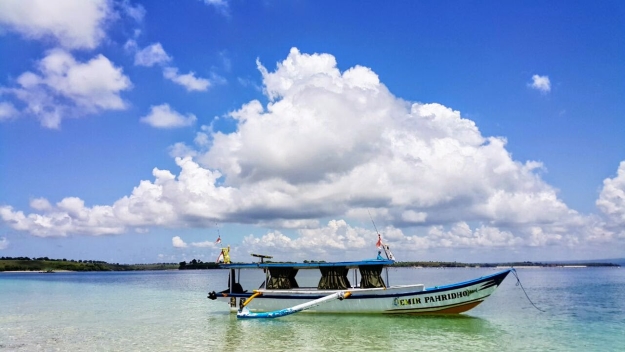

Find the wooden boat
[[207, 252, 512, 319]]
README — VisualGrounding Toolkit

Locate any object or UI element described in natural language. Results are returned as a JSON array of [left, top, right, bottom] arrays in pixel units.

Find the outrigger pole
[[236, 291, 352, 319]]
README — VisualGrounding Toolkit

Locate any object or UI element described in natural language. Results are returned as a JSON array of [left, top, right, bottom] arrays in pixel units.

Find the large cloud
[[4, 49, 131, 128], [0, 48, 622, 257], [0, 0, 112, 50], [199, 48, 574, 228]]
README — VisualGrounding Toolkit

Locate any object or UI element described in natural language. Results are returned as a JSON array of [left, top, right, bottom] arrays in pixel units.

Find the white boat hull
[[214, 269, 511, 315]]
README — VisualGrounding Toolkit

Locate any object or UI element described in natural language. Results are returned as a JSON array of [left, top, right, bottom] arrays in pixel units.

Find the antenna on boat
[[368, 210, 396, 261], [368, 210, 380, 236]]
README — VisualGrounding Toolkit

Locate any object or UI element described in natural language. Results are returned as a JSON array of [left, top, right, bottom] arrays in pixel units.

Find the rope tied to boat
[[511, 268, 546, 312]]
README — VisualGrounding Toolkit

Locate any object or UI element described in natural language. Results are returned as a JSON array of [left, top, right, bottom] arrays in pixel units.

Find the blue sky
[[1, 0, 624, 264]]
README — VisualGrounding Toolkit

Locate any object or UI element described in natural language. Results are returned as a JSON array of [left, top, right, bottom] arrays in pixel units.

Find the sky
[[0, 0, 624, 264]]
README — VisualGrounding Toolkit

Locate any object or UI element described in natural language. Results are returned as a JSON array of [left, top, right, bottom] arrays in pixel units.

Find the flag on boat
[[215, 235, 221, 244], [216, 251, 224, 263], [376, 234, 382, 249]]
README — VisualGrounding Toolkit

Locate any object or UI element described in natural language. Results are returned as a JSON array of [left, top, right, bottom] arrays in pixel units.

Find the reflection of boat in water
[[208, 244, 512, 319]]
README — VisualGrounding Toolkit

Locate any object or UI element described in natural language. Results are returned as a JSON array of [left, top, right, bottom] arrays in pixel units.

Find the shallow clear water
[[1, 267, 623, 351]]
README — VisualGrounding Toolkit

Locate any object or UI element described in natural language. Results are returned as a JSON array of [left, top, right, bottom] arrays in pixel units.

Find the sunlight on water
[[1, 268, 624, 351]]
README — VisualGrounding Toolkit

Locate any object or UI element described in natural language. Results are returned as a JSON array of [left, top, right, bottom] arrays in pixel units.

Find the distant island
[[0, 256, 620, 272], [0, 257, 178, 272]]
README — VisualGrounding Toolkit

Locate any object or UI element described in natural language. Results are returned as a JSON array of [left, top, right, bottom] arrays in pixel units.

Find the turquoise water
[[1, 268, 623, 351]]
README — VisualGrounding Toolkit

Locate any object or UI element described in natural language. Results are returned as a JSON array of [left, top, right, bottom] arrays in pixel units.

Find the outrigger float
[[207, 237, 513, 319]]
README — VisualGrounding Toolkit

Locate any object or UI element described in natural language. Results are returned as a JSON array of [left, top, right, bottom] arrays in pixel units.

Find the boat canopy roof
[[219, 259, 394, 270]]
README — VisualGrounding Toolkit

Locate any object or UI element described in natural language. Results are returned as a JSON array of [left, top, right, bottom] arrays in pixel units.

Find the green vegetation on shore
[[0, 257, 178, 272], [178, 259, 219, 270]]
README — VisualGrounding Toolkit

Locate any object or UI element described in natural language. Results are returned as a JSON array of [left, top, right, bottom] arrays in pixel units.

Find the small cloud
[[134, 43, 172, 67], [172, 236, 188, 248], [140, 104, 196, 128], [119, 0, 145, 22], [529, 74, 551, 93], [0, 237, 8, 250], [0, 102, 19, 121], [163, 67, 210, 92], [190, 241, 216, 248], [124, 39, 138, 52], [5, 49, 131, 129], [30, 198, 52, 211], [401, 210, 428, 224], [201, 0, 229, 16]]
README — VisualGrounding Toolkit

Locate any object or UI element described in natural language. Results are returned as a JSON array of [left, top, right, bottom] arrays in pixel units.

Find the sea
[[1, 267, 623, 351]]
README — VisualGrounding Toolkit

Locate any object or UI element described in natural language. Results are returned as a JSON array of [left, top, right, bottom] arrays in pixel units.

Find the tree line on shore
[[179, 259, 219, 270], [0, 257, 178, 272]]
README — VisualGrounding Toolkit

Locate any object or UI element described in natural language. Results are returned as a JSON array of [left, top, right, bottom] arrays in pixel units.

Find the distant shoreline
[[1, 265, 620, 273], [1, 257, 621, 272], [0, 258, 179, 272], [1, 270, 73, 273]]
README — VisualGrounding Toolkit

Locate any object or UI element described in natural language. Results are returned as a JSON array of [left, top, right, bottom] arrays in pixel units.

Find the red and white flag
[[216, 251, 224, 263], [376, 234, 382, 249], [215, 235, 221, 244]]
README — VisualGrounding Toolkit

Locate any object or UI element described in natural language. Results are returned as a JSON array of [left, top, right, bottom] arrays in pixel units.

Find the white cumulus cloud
[[134, 42, 172, 67], [126, 42, 213, 91], [1, 48, 622, 258], [140, 104, 197, 128], [163, 67, 210, 91], [6, 49, 131, 128], [529, 74, 551, 93], [0, 0, 112, 50], [172, 236, 188, 248]]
